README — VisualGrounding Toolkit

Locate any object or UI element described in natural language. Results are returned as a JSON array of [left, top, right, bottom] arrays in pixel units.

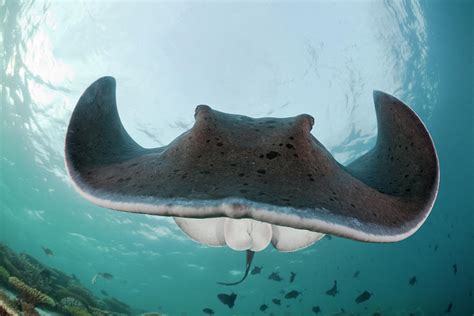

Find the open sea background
[[0, 0, 472, 315]]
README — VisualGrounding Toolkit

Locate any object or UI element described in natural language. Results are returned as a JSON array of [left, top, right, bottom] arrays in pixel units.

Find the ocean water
[[0, 0, 472, 315]]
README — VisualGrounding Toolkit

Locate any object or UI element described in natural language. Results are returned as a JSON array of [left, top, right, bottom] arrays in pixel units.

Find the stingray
[[409, 276, 417, 286], [217, 292, 237, 308], [65, 77, 439, 285], [325, 280, 338, 297]]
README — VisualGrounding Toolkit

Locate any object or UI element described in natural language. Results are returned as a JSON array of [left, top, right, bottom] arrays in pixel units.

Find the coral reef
[[20, 301, 40, 316], [8, 277, 55, 307], [0, 266, 10, 286], [60, 297, 85, 309], [65, 306, 92, 316], [0, 242, 144, 315], [0, 291, 20, 316]]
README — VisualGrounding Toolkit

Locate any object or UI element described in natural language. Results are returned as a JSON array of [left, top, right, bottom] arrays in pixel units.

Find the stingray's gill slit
[[65, 76, 439, 285], [217, 250, 255, 286]]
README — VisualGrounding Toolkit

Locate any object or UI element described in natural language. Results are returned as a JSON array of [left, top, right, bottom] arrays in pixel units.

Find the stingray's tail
[[217, 250, 255, 286]]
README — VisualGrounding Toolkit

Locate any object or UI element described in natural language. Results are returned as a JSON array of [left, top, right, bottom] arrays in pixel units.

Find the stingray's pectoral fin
[[217, 250, 255, 286], [65, 77, 161, 204], [343, 91, 439, 241]]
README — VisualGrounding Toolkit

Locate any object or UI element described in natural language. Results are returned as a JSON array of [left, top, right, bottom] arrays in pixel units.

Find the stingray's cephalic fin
[[217, 250, 255, 286]]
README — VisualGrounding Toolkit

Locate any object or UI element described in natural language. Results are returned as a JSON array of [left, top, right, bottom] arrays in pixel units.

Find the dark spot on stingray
[[289, 136, 295, 140], [452, 264, 457, 275], [444, 302, 452, 313], [206, 139, 210, 143], [279, 143, 283, 146], [325, 280, 338, 297], [272, 298, 281, 306], [355, 290, 372, 304], [351, 203, 356, 208], [409, 276, 417, 286], [217, 292, 237, 309], [290, 272, 296, 283], [238, 173, 245, 177], [284, 290, 301, 299], [202, 308, 214, 315], [293, 153, 299, 158], [268, 272, 283, 282], [257, 169, 266, 174], [259, 154, 264, 158], [216, 142, 223, 147], [259, 304, 268, 312], [230, 163, 237, 166], [265, 151, 280, 159], [312, 306, 321, 314], [353, 271, 360, 278], [251, 266, 262, 275], [286, 144, 295, 150]]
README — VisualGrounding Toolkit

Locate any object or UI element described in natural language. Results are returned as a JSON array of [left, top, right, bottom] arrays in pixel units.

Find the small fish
[[268, 272, 283, 282], [202, 308, 214, 315], [272, 298, 281, 306], [100, 290, 109, 296], [353, 271, 360, 278], [99, 272, 114, 280], [452, 264, 457, 275], [259, 304, 268, 312], [312, 306, 321, 314], [290, 272, 296, 283], [434, 244, 439, 251], [409, 276, 417, 286], [284, 290, 301, 299], [251, 266, 262, 275], [217, 292, 237, 309], [445, 302, 452, 313], [325, 280, 338, 297], [355, 290, 372, 304], [42, 246, 54, 256]]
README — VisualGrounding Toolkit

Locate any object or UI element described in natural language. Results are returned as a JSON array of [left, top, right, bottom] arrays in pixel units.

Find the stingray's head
[[65, 77, 439, 254]]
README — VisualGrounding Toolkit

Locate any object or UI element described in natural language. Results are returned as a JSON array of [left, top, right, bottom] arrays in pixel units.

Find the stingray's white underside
[[174, 217, 325, 252]]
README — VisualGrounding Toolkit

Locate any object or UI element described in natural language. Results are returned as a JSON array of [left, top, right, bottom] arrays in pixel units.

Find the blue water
[[1, 0, 472, 315]]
